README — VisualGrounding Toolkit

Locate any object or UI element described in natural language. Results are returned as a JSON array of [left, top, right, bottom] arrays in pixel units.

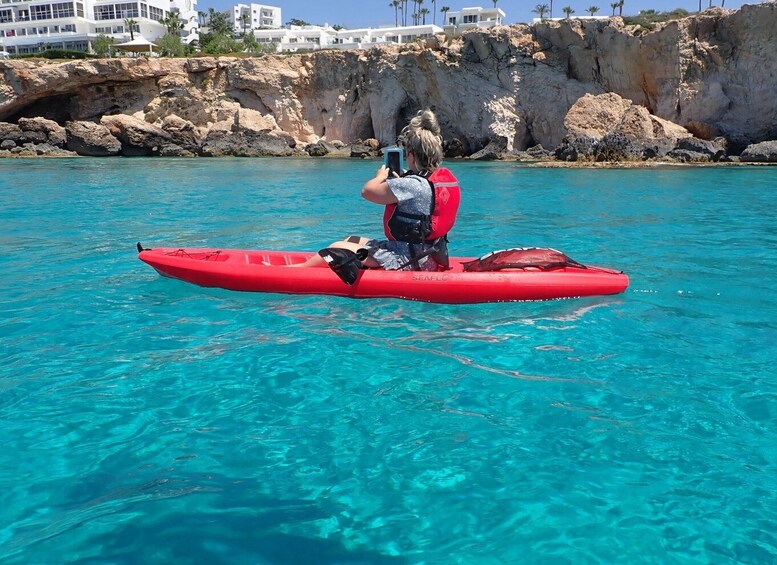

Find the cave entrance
[[4, 93, 76, 125]]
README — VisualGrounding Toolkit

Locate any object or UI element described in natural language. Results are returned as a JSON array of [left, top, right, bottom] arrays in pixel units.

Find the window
[[94, 4, 115, 20], [51, 2, 74, 18], [115, 2, 138, 18], [95, 25, 110, 32], [62, 23, 74, 31], [462, 15, 477, 23], [38, 25, 47, 32], [148, 5, 162, 21], [76, 2, 83, 16], [31, 4, 52, 20], [140, 3, 147, 17]]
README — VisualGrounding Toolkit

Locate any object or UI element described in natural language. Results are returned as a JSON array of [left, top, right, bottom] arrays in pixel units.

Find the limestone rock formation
[[101, 114, 174, 156], [740, 141, 777, 163], [0, 4, 776, 160], [556, 93, 694, 161], [65, 120, 121, 156]]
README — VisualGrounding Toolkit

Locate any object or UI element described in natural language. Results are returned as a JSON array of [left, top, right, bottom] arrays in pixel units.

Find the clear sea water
[[1, 158, 775, 564]]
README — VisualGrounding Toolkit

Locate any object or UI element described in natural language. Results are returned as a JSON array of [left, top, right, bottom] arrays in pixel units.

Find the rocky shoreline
[[1, 5, 776, 164]]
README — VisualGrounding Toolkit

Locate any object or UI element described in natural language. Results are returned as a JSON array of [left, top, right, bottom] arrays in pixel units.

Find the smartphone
[[384, 146, 405, 177]]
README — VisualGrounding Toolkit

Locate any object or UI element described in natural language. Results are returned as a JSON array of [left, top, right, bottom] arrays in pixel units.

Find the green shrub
[[155, 33, 186, 57], [623, 8, 690, 28], [24, 48, 95, 59], [92, 34, 116, 57]]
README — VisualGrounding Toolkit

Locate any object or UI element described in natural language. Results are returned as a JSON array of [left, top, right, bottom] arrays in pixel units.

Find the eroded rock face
[[65, 121, 122, 156], [0, 4, 775, 159], [101, 114, 173, 156], [557, 93, 694, 161], [740, 141, 777, 163]]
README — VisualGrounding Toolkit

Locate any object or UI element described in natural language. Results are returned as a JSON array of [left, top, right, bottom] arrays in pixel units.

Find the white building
[[222, 4, 505, 53], [0, 0, 198, 54], [230, 2, 280, 34], [252, 24, 330, 52], [332, 24, 442, 50], [171, 0, 199, 45], [532, 15, 610, 23], [442, 6, 505, 30], [249, 22, 444, 53]]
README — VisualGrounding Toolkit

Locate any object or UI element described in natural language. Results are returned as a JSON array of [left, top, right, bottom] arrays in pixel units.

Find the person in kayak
[[294, 109, 461, 280]]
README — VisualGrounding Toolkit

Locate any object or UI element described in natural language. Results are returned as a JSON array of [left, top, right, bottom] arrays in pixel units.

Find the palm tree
[[532, 4, 550, 19], [402, 0, 409, 25], [197, 10, 206, 25], [432, 0, 437, 23], [161, 12, 184, 35], [562, 5, 574, 17], [610, 1, 618, 15], [419, 7, 430, 23], [587, 5, 599, 15], [440, 5, 450, 24], [549, 0, 554, 19], [618, 0, 624, 16], [124, 17, 137, 40], [239, 13, 250, 34], [391, 0, 401, 26], [492, 0, 499, 8]]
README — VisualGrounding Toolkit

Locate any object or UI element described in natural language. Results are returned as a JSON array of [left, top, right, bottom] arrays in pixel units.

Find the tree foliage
[[623, 7, 690, 28], [200, 32, 242, 54], [242, 32, 278, 55], [160, 13, 184, 35], [207, 8, 233, 35], [285, 18, 310, 27], [123, 18, 138, 40], [532, 3, 550, 18], [155, 32, 186, 56], [92, 34, 115, 57]]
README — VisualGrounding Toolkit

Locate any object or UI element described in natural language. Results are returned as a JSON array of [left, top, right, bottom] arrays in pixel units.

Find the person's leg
[[291, 237, 379, 268]]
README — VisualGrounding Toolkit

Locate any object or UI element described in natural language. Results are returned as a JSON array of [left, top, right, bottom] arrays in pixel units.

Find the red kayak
[[138, 246, 629, 304]]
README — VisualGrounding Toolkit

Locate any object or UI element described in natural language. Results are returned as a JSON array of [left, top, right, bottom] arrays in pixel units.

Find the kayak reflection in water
[[292, 109, 461, 285]]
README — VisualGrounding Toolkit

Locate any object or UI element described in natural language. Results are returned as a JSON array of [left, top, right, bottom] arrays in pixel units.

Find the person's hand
[[375, 164, 391, 182]]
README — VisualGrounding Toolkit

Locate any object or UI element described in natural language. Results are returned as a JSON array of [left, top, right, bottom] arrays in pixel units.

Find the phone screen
[[386, 151, 401, 176]]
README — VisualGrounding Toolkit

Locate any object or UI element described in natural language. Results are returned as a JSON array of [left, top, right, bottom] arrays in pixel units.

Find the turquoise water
[[1, 158, 776, 563]]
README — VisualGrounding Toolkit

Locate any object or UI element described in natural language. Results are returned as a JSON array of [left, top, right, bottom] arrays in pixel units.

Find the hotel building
[[0, 0, 198, 54], [229, 2, 280, 34], [244, 4, 503, 53], [442, 6, 505, 30]]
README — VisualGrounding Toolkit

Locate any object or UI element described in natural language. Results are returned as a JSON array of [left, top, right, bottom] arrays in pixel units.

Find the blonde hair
[[399, 109, 443, 171]]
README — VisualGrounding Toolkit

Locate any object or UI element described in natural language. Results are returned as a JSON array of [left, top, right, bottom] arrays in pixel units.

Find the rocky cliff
[[1, 3, 776, 160]]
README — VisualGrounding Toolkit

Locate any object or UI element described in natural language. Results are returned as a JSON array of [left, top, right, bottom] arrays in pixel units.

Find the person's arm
[[361, 165, 398, 205]]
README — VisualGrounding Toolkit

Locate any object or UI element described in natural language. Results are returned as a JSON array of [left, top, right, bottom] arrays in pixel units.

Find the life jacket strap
[[395, 236, 451, 271]]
